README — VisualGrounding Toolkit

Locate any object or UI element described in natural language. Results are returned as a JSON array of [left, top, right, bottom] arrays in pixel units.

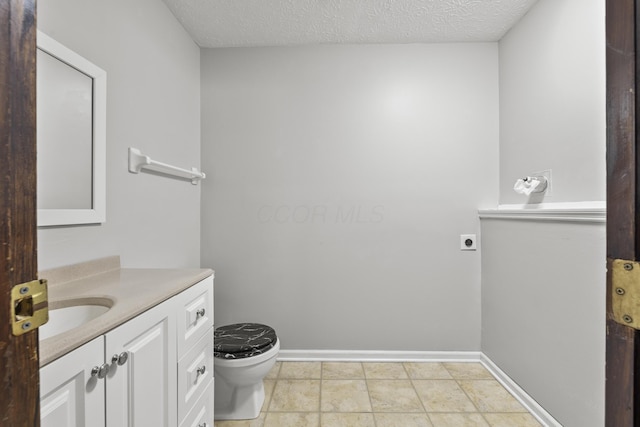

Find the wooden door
[[0, 0, 40, 426], [606, 0, 640, 425]]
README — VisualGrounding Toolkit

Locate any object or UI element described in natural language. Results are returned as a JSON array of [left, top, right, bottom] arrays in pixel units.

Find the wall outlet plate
[[461, 234, 477, 251]]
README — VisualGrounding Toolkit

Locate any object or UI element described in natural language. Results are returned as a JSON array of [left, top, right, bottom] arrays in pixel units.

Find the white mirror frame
[[37, 30, 106, 227]]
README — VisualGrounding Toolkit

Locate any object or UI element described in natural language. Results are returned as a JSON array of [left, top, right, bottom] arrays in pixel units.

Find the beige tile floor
[[214, 361, 544, 427]]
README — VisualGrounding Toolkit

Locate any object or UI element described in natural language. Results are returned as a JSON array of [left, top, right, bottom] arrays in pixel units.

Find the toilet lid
[[214, 323, 277, 359]]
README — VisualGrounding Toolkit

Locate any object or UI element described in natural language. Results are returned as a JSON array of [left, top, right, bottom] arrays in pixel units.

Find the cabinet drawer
[[178, 327, 214, 421], [176, 276, 214, 359], [179, 379, 214, 427]]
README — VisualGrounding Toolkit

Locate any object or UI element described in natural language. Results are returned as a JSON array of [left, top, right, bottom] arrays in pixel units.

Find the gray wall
[[481, 219, 605, 427], [37, 0, 201, 270], [498, 0, 606, 205], [482, 0, 606, 426], [201, 44, 499, 351]]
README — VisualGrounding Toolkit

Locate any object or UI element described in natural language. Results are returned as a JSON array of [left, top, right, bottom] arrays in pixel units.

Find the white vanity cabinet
[[40, 275, 214, 427]]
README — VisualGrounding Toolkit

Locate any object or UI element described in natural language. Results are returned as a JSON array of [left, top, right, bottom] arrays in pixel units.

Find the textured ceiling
[[162, 0, 539, 48]]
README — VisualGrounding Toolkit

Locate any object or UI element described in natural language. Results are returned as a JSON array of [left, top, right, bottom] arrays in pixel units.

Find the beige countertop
[[39, 256, 213, 367]]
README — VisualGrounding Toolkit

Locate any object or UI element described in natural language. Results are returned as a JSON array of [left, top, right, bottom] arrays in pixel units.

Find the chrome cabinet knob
[[196, 365, 206, 376], [196, 308, 205, 318], [111, 351, 129, 366], [91, 363, 109, 379], [197, 423, 207, 427]]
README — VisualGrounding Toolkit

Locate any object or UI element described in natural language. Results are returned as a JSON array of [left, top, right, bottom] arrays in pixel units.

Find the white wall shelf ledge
[[478, 201, 606, 223], [128, 147, 205, 185]]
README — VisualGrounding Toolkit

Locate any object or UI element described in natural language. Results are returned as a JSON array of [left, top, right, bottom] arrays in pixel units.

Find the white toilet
[[213, 323, 280, 420]]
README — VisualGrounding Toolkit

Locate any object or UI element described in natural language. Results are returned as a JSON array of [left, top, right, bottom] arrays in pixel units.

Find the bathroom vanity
[[38, 257, 214, 427]]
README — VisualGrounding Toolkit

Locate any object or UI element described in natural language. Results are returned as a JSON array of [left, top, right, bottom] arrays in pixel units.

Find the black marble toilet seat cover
[[214, 323, 277, 359]]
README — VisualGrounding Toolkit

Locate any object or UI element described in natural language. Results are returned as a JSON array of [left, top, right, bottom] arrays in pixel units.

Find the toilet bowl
[[214, 323, 280, 420]]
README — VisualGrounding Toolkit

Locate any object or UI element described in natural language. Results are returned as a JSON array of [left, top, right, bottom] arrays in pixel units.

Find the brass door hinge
[[11, 279, 48, 336]]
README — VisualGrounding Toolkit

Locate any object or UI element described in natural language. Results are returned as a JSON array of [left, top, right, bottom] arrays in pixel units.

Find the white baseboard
[[480, 354, 562, 427], [276, 349, 561, 427], [277, 349, 482, 362]]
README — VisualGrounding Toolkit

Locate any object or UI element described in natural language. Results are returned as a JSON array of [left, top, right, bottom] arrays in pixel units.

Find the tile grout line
[[453, 376, 490, 426], [447, 364, 536, 426], [446, 363, 499, 426], [405, 361, 439, 427], [363, 363, 379, 427], [265, 361, 282, 415], [263, 361, 280, 418], [319, 361, 323, 423], [442, 364, 489, 425], [402, 362, 425, 412]]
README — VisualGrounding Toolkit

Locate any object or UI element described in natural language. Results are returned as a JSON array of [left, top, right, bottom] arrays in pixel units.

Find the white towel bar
[[128, 147, 206, 185]]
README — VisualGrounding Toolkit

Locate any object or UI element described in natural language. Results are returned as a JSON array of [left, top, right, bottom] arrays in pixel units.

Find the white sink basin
[[39, 301, 111, 341]]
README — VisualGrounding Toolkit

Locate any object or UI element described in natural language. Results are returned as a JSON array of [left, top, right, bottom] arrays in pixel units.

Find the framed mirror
[[37, 30, 106, 227]]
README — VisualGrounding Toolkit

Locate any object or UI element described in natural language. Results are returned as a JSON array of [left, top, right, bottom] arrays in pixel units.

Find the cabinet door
[[105, 298, 177, 427], [40, 336, 105, 427]]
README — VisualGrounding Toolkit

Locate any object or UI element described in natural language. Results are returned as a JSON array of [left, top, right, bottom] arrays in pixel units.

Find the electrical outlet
[[460, 234, 477, 251]]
